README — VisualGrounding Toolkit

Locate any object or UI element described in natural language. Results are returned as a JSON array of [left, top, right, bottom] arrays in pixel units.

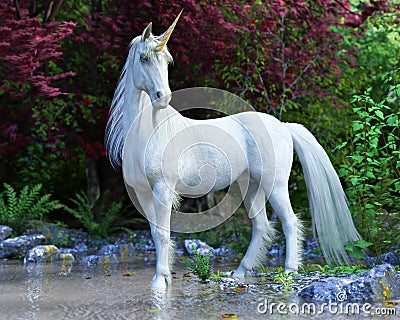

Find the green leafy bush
[[336, 70, 400, 256], [0, 183, 62, 234]]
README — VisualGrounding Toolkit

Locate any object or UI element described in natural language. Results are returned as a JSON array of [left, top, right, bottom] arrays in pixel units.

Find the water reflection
[[24, 264, 45, 319], [150, 288, 173, 319]]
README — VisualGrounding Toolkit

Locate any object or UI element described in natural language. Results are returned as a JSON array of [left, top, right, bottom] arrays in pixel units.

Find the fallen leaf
[[201, 290, 213, 295], [123, 272, 136, 277], [147, 308, 162, 313], [222, 314, 237, 319], [234, 285, 248, 292]]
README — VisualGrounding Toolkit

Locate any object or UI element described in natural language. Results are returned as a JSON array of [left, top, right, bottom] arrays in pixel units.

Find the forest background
[[0, 0, 399, 257]]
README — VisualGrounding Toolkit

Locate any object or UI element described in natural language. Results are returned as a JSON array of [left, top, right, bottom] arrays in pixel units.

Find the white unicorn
[[105, 12, 361, 289]]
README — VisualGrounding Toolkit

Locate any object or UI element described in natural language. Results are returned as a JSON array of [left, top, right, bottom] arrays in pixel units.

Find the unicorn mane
[[104, 36, 173, 169]]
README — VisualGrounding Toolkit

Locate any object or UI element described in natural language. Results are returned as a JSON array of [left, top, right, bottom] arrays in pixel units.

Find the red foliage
[[0, 1, 75, 97], [0, 1, 75, 161]]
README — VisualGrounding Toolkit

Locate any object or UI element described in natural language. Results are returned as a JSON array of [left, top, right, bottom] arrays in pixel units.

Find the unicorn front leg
[[136, 184, 175, 289]]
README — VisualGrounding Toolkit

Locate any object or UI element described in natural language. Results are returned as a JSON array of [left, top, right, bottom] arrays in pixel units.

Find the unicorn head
[[105, 11, 183, 169], [129, 10, 182, 109]]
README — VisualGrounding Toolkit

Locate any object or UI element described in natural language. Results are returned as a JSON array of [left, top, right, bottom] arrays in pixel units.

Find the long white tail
[[285, 123, 361, 265]]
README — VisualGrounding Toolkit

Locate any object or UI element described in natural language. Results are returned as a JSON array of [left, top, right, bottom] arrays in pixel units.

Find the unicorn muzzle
[[153, 90, 171, 109]]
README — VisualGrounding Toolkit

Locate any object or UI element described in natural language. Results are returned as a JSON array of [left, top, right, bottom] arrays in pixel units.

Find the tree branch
[[13, 0, 21, 20]]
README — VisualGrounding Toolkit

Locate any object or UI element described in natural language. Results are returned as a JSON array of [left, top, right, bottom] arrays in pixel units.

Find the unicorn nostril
[[156, 91, 162, 99]]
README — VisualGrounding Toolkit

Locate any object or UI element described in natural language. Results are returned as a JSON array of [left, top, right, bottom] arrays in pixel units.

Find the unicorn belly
[[173, 140, 248, 197]]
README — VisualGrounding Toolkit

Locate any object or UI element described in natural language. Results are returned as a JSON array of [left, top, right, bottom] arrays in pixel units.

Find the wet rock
[[97, 243, 135, 257], [367, 252, 400, 266], [25, 222, 90, 248], [56, 253, 75, 261], [213, 246, 231, 256], [80, 255, 100, 266], [266, 243, 285, 256], [24, 245, 59, 263], [0, 234, 46, 259], [59, 242, 88, 258], [79, 254, 119, 266], [0, 225, 12, 241], [185, 239, 214, 256], [97, 244, 118, 256], [299, 264, 400, 302], [303, 238, 323, 259]]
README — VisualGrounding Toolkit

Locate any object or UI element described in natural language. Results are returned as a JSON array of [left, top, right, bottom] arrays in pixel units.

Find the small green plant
[[272, 272, 296, 291], [257, 264, 271, 275], [182, 245, 212, 281], [0, 183, 62, 234], [211, 270, 224, 282], [336, 69, 400, 256], [299, 264, 330, 274], [322, 265, 368, 276], [301, 263, 368, 275], [63, 191, 131, 240]]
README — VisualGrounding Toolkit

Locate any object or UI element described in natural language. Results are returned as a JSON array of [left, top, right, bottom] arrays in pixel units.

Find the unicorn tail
[[285, 123, 362, 265]]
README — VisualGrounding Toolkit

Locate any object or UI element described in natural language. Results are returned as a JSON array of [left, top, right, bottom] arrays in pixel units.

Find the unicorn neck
[[122, 85, 150, 138]]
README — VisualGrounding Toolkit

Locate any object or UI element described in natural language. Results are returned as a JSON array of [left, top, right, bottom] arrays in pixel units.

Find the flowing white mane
[[104, 36, 174, 169]]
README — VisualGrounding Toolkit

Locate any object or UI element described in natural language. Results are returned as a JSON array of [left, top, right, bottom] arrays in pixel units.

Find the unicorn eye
[[140, 54, 148, 62]]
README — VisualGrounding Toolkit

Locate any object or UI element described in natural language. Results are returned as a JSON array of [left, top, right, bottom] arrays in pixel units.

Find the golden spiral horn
[[156, 9, 183, 52]]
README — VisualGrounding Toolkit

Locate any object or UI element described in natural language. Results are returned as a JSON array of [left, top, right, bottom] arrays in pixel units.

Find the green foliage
[[344, 239, 373, 259], [300, 263, 368, 275], [63, 191, 132, 240], [0, 183, 63, 234], [336, 70, 400, 255], [272, 272, 297, 291], [210, 270, 225, 282], [15, 139, 71, 187], [182, 245, 212, 281]]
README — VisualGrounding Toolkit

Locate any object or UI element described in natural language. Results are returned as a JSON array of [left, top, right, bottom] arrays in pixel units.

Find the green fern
[[182, 245, 212, 281], [63, 191, 128, 240], [0, 183, 62, 234]]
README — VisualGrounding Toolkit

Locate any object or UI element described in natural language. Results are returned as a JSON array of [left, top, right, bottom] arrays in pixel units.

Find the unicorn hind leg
[[268, 181, 303, 273], [234, 179, 276, 277]]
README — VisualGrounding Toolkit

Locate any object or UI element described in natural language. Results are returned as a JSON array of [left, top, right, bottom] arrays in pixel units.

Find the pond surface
[[0, 256, 397, 320]]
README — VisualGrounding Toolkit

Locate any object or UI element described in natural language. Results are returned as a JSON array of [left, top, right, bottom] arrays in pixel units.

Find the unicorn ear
[[141, 22, 152, 42]]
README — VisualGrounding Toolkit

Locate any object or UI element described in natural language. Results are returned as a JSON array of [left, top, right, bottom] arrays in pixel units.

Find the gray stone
[[79, 254, 119, 266], [24, 245, 59, 263], [55, 253, 75, 261], [367, 252, 400, 266], [97, 244, 119, 256], [0, 225, 12, 241], [299, 264, 400, 302], [185, 239, 213, 256], [80, 255, 99, 266], [97, 243, 135, 257], [0, 234, 46, 259]]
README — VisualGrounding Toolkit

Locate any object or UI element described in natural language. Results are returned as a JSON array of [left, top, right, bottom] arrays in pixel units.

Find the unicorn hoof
[[152, 277, 167, 289], [284, 267, 298, 274], [232, 269, 246, 278], [151, 274, 171, 289]]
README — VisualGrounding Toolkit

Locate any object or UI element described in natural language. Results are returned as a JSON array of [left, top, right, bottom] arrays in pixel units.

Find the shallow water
[[0, 256, 398, 320]]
